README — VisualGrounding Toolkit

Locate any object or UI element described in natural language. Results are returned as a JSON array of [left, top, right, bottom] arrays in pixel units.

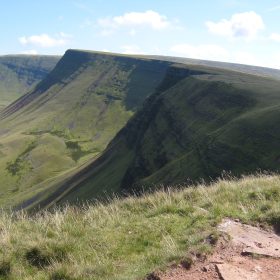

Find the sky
[[1, 0, 280, 69]]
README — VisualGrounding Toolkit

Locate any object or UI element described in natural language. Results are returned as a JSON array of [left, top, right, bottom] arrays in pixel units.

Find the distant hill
[[1, 49, 280, 210], [0, 50, 173, 208], [0, 55, 59, 109], [150, 55, 280, 80]]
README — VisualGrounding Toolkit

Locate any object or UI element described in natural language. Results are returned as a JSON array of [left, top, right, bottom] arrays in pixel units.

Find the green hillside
[[0, 175, 279, 279], [0, 55, 59, 109], [1, 49, 280, 210], [45, 61, 280, 206], [0, 50, 174, 208]]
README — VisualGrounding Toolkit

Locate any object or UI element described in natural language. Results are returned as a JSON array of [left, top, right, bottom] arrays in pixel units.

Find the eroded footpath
[[154, 219, 280, 280]]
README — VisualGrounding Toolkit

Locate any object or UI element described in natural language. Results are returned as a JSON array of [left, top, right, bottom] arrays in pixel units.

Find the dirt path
[[156, 219, 280, 280]]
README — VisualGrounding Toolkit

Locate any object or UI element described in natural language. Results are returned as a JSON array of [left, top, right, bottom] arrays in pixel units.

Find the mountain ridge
[[0, 49, 177, 208], [1, 49, 280, 210], [35, 54, 280, 207]]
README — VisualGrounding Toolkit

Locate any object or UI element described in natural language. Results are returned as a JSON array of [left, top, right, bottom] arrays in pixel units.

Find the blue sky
[[1, 0, 280, 68]]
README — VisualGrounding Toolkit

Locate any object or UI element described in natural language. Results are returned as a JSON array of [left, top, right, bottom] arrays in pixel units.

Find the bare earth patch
[[158, 219, 280, 280]]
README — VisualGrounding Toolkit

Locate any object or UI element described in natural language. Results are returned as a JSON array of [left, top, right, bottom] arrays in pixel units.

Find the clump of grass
[[6, 141, 36, 176], [50, 270, 76, 280], [180, 257, 193, 270], [268, 212, 280, 234], [65, 140, 92, 162], [25, 245, 68, 268], [145, 272, 161, 280], [205, 232, 220, 246], [0, 174, 279, 279], [0, 260, 11, 277], [25, 247, 51, 268]]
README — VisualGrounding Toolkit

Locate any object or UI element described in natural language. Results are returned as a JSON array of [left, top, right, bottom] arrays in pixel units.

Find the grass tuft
[[180, 257, 193, 270], [0, 260, 11, 277], [25, 245, 68, 268], [50, 270, 76, 280]]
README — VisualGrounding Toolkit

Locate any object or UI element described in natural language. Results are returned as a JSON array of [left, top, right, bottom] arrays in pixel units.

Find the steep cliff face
[[47, 65, 280, 206], [0, 55, 59, 108], [1, 49, 280, 210], [0, 50, 173, 208]]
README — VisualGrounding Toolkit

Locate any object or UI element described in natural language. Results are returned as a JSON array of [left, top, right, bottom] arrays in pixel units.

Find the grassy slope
[[54, 64, 280, 204], [1, 50, 280, 210], [0, 55, 59, 109], [0, 50, 172, 208], [0, 175, 279, 279]]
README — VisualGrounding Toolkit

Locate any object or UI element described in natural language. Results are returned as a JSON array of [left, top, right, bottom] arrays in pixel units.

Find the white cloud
[[270, 33, 280, 42], [121, 45, 145, 55], [129, 29, 136, 36], [21, 49, 38, 55], [98, 10, 172, 34], [206, 11, 264, 40], [170, 44, 230, 61], [19, 33, 69, 48], [59, 32, 72, 38]]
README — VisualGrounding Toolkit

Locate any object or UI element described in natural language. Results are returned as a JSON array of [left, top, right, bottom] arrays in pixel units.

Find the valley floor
[[0, 174, 279, 279]]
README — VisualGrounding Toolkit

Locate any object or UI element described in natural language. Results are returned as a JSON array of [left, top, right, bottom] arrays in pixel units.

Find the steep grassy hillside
[[0, 175, 279, 279], [2, 50, 280, 210], [0, 55, 59, 109], [43, 63, 280, 205], [0, 50, 175, 208]]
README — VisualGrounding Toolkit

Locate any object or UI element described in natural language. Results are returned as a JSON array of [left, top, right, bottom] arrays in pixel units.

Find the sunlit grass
[[0, 174, 279, 279]]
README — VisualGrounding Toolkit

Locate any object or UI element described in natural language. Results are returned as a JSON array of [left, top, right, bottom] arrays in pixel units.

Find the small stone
[[254, 265, 262, 272]]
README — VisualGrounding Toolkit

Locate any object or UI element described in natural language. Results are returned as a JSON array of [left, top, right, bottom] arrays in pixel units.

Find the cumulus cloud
[[98, 10, 172, 35], [19, 33, 69, 48], [170, 44, 230, 61], [206, 11, 264, 40], [270, 33, 280, 42]]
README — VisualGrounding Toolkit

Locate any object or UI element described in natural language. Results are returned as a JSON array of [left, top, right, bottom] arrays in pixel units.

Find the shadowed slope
[[0, 50, 176, 208], [2, 50, 280, 210], [41, 64, 280, 206]]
